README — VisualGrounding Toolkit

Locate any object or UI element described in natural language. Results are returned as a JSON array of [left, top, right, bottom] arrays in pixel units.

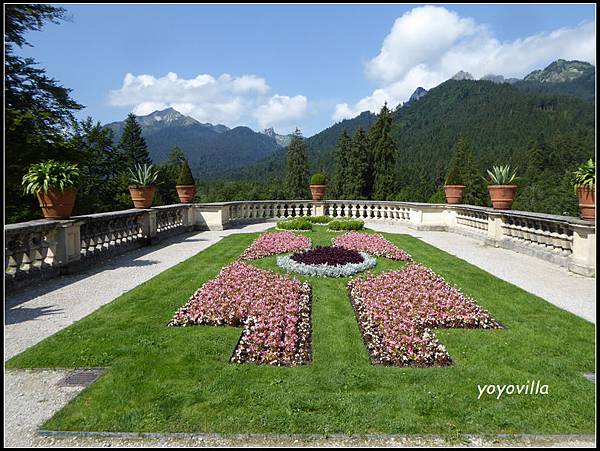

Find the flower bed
[[348, 264, 501, 367], [278, 246, 376, 277], [240, 231, 311, 260], [169, 262, 311, 366], [333, 232, 411, 260]]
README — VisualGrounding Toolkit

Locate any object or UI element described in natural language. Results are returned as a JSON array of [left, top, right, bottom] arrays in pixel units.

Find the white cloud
[[108, 72, 305, 131], [253, 95, 308, 129], [333, 5, 596, 121]]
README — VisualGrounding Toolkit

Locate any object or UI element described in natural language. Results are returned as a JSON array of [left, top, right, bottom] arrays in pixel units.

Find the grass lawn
[[6, 228, 595, 435]]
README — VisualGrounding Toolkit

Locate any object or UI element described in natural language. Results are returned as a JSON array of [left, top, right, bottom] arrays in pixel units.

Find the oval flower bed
[[169, 262, 311, 366], [240, 231, 311, 260], [333, 231, 412, 261], [348, 264, 501, 367], [277, 246, 376, 277]]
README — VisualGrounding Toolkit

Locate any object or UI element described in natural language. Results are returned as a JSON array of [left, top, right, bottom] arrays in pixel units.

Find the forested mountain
[[104, 108, 284, 176], [213, 77, 594, 214], [512, 60, 595, 103]]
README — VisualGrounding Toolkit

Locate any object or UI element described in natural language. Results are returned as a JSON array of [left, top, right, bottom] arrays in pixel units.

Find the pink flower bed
[[348, 264, 501, 367], [332, 232, 411, 261], [169, 262, 311, 366], [240, 231, 312, 260]]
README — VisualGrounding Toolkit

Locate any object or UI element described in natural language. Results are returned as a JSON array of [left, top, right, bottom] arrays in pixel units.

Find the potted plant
[[573, 159, 595, 221], [175, 159, 196, 203], [443, 161, 465, 204], [485, 165, 518, 209], [309, 173, 327, 201], [22, 160, 80, 219], [128, 163, 159, 208]]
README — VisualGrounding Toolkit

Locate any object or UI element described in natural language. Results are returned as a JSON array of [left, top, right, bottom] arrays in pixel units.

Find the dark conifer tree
[[118, 113, 151, 167], [285, 128, 309, 199], [331, 129, 351, 198], [346, 127, 370, 199], [371, 103, 398, 200]]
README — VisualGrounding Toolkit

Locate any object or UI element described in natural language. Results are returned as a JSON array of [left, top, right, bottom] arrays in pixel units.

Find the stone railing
[[5, 200, 595, 291], [195, 200, 595, 277]]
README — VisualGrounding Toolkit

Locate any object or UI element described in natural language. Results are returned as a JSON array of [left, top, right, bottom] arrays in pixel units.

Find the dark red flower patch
[[291, 246, 364, 266]]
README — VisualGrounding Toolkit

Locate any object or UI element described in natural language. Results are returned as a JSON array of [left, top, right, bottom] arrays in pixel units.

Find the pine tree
[[526, 139, 545, 181], [285, 128, 309, 199], [454, 137, 487, 206], [118, 113, 151, 167], [331, 129, 351, 198], [371, 103, 398, 200], [346, 128, 370, 199]]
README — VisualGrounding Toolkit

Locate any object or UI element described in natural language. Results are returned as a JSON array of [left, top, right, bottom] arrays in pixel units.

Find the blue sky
[[18, 3, 596, 136]]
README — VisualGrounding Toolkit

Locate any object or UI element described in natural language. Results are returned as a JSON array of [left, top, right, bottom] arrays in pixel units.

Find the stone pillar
[[569, 222, 596, 277], [312, 202, 326, 217], [485, 211, 504, 246], [140, 210, 158, 243], [53, 220, 82, 267], [408, 207, 423, 229], [195, 204, 227, 231]]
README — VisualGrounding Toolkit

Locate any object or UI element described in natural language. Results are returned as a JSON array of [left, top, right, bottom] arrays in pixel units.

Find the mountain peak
[[524, 59, 595, 83], [408, 87, 428, 103], [452, 70, 474, 81]]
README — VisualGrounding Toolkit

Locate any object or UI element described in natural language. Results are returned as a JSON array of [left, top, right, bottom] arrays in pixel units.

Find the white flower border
[[277, 252, 376, 278]]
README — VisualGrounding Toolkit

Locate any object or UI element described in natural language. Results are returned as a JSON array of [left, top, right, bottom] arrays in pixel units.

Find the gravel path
[[4, 222, 595, 447]]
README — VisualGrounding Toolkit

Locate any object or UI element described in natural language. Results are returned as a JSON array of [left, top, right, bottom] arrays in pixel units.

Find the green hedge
[[327, 219, 365, 231], [307, 216, 333, 224], [276, 217, 313, 231]]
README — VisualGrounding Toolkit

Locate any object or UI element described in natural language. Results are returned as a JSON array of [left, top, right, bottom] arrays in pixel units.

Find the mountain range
[[103, 59, 594, 180], [104, 108, 293, 176]]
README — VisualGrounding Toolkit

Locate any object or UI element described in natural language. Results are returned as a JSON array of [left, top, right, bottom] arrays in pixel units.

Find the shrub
[[22, 160, 80, 195], [573, 159, 595, 192], [310, 173, 327, 185], [128, 163, 160, 187], [176, 159, 195, 185], [445, 159, 464, 185], [327, 219, 364, 231], [307, 215, 333, 224], [277, 217, 313, 231]]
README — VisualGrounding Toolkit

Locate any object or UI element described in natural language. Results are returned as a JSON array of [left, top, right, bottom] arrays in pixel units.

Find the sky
[[16, 3, 596, 136]]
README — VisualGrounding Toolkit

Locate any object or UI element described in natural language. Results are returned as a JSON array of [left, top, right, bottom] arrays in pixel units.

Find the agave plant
[[573, 159, 595, 192], [485, 165, 518, 185], [22, 160, 80, 195], [128, 163, 159, 187]]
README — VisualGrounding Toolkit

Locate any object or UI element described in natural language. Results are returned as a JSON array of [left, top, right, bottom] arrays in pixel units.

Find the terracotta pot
[[176, 184, 196, 203], [36, 187, 77, 219], [444, 185, 465, 204], [488, 184, 518, 209], [310, 184, 326, 201], [577, 185, 595, 221], [128, 186, 156, 208]]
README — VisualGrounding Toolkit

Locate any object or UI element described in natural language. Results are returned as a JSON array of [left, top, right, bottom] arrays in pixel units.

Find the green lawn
[[6, 228, 595, 435]]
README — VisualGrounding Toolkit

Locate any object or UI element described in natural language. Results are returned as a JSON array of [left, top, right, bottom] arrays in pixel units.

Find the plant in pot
[[573, 158, 595, 221], [310, 173, 327, 201], [128, 163, 160, 208], [443, 160, 465, 204], [22, 160, 80, 219], [175, 159, 196, 203], [485, 165, 518, 210]]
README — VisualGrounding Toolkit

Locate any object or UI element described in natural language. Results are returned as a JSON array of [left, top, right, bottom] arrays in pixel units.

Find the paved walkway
[[4, 222, 596, 447]]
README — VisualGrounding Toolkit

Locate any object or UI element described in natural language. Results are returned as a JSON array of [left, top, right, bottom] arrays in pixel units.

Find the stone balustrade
[[5, 200, 595, 291]]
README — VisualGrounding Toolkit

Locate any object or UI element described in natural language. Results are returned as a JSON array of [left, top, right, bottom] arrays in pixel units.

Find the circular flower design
[[278, 246, 376, 277]]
